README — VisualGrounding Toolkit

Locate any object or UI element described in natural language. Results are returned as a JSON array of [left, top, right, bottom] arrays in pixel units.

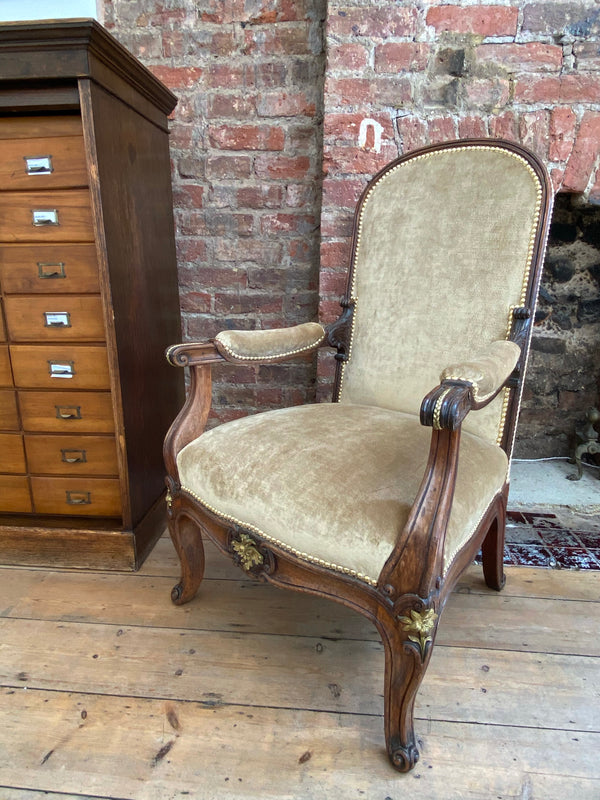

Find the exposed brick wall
[[100, 0, 599, 455], [101, 0, 326, 424], [320, 1, 600, 455]]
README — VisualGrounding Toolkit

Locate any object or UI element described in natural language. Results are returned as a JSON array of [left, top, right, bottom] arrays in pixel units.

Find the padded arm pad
[[440, 340, 521, 404], [214, 322, 326, 363]]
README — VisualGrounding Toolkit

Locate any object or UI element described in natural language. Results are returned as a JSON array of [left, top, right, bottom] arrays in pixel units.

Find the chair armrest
[[214, 322, 326, 363], [421, 340, 521, 431], [439, 340, 521, 404]]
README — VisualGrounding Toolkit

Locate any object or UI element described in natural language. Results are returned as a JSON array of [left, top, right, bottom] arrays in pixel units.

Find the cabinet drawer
[[25, 434, 119, 476], [0, 116, 83, 141], [0, 190, 94, 242], [31, 476, 121, 517], [19, 390, 115, 433], [0, 432, 26, 473], [10, 345, 110, 389], [0, 389, 19, 430], [0, 244, 100, 294], [0, 136, 87, 190], [0, 475, 32, 514], [0, 345, 12, 386], [5, 296, 105, 342]]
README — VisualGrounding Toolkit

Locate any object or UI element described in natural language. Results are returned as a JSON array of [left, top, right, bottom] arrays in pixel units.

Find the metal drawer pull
[[24, 155, 53, 175], [38, 262, 66, 279], [32, 209, 59, 226], [61, 448, 87, 464], [55, 405, 81, 420], [44, 311, 71, 328], [66, 490, 91, 505], [48, 361, 74, 378]]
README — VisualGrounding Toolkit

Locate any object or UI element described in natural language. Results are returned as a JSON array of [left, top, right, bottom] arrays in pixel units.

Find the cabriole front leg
[[168, 500, 205, 605], [378, 601, 439, 772]]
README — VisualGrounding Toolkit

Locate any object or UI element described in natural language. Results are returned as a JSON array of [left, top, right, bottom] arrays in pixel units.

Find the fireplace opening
[[517, 193, 600, 464]]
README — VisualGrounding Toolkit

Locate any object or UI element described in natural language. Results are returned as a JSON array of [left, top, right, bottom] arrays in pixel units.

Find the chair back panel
[[338, 142, 548, 446]]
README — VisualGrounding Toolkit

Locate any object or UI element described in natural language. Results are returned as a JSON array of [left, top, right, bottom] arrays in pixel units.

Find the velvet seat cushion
[[177, 403, 508, 586]]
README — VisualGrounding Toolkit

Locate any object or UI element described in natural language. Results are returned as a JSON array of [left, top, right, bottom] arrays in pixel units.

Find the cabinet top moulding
[[0, 19, 177, 127]]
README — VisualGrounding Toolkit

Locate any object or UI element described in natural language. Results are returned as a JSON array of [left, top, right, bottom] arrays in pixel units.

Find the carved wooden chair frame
[[163, 139, 553, 772]]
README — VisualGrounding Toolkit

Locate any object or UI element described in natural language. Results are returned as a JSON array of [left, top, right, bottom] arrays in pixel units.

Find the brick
[[463, 78, 511, 111], [179, 264, 248, 289], [489, 111, 518, 141], [476, 42, 563, 73], [560, 74, 600, 103], [522, 3, 598, 36], [255, 62, 288, 88], [427, 116, 458, 144], [256, 91, 316, 117], [180, 290, 212, 313], [243, 24, 314, 57], [286, 184, 317, 208], [513, 75, 561, 104], [214, 238, 283, 263], [237, 186, 285, 209], [550, 167, 565, 194], [177, 237, 209, 264], [205, 64, 246, 89], [206, 94, 256, 119], [320, 239, 351, 269], [318, 298, 344, 324], [260, 214, 316, 235], [426, 5, 518, 37], [549, 107, 577, 162], [326, 77, 412, 108], [206, 155, 253, 179], [149, 66, 203, 89], [322, 178, 365, 209], [396, 116, 428, 153], [328, 6, 418, 39], [319, 270, 348, 297], [562, 111, 600, 192], [214, 293, 283, 315], [177, 157, 205, 180], [374, 43, 430, 74], [324, 112, 393, 143], [172, 184, 205, 209], [322, 143, 399, 176], [519, 110, 550, 161], [208, 124, 285, 150], [458, 115, 488, 139], [573, 41, 600, 71], [327, 43, 370, 71], [254, 154, 312, 180]]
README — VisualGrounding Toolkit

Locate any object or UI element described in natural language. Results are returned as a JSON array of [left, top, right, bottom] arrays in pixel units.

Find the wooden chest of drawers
[[0, 21, 184, 569]]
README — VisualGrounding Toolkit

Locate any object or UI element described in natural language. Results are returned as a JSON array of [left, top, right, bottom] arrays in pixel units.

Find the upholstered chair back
[[338, 142, 545, 449]]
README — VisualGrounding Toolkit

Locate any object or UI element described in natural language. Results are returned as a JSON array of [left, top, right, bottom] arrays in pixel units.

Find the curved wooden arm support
[[163, 362, 214, 484], [378, 426, 462, 599], [324, 297, 355, 363]]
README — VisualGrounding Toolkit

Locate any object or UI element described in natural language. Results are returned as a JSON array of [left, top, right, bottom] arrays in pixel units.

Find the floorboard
[[0, 534, 598, 799]]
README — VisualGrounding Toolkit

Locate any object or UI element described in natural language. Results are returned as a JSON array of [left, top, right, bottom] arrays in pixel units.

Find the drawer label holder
[[61, 448, 87, 464], [66, 490, 91, 506], [55, 405, 82, 420], [44, 311, 71, 328], [38, 262, 66, 280], [32, 209, 59, 226], [24, 155, 53, 175], [48, 361, 75, 379]]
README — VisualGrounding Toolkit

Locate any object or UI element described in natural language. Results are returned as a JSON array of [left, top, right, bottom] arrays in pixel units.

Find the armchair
[[163, 139, 553, 771]]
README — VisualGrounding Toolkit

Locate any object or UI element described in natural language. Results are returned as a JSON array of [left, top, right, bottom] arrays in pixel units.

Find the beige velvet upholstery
[[215, 323, 325, 363], [440, 340, 521, 403], [177, 403, 508, 584], [339, 146, 542, 445]]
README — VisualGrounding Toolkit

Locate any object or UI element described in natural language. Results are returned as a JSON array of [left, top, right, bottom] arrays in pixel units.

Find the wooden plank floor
[[0, 533, 598, 800]]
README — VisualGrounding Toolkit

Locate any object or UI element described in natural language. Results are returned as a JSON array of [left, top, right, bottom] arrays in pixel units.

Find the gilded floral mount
[[229, 530, 275, 577]]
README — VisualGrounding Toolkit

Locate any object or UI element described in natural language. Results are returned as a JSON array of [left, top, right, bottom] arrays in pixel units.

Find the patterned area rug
[[503, 510, 600, 570]]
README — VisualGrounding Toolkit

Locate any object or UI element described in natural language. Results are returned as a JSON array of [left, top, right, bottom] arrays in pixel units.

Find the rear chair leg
[[481, 498, 507, 591], [169, 510, 205, 605]]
